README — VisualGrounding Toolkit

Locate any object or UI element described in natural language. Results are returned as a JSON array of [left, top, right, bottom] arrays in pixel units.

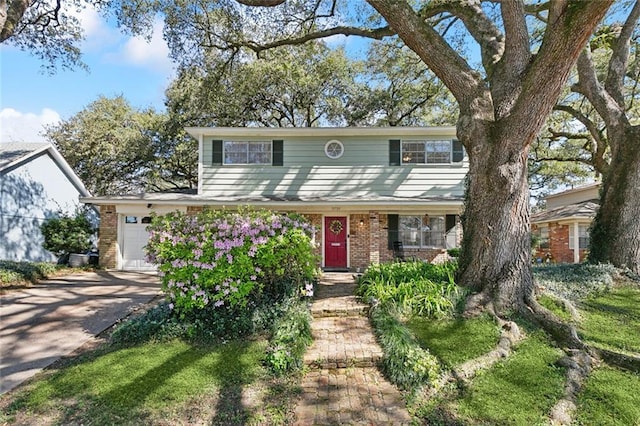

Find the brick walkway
[[294, 273, 412, 425]]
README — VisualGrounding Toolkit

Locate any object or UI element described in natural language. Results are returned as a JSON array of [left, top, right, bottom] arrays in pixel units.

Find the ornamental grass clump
[[357, 261, 460, 317], [145, 208, 318, 316]]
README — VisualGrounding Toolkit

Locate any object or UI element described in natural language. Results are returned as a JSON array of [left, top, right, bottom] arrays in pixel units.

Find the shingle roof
[[0, 142, 49, 171], [531, 199, 599, 224]]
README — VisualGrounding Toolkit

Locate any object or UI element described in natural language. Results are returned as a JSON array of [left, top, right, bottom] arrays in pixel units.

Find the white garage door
[[122, 216, 156, 271]]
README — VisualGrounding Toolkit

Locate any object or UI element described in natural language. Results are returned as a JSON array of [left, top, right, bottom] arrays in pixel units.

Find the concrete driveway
[[0, 271, 161, 395]]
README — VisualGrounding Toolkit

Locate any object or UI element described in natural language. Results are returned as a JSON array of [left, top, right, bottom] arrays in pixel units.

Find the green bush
[[40, 209, 94, 257], [357, 261, 460, 317], [145, 208, 318, 316], [265, 299, 313, 375]]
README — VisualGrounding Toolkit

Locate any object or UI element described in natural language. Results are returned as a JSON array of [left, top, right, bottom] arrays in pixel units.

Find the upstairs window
[[223, 141, 272, 165], [402, 140, 453, 164]]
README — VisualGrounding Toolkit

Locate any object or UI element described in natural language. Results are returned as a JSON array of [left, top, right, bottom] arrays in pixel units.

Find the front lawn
[[407, 315, 499, 367], [360, 262, 640, 425], [0, 339, 299, 425], [578, 286, 640, 353]]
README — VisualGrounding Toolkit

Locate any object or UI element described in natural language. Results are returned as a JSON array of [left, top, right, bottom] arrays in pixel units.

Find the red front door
[[324, 216, 348, 268]]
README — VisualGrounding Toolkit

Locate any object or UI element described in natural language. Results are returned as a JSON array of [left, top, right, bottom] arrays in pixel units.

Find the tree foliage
[[1, 0, 98, 71], [45, 95, 197, 195]]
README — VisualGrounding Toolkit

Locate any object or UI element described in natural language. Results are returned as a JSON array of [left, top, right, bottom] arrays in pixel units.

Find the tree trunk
[[457, 123, 535, 316], [589, 125, 640, 273]]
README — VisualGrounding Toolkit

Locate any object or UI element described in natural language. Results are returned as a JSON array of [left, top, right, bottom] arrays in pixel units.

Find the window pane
[[224, 141, 272, 164], [579, 224, 590, 249], [538, 225, 550, 249], [402, 141, 425, 164], [423, 216, 445, 247], [399, 216, 421, 247], [248, 142, 272, 164], [224, 141, 248, 164], [426, 141, 451, 164]]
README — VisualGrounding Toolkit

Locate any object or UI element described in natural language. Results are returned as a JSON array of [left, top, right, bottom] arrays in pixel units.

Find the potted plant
[[41, 208, 95, 266]]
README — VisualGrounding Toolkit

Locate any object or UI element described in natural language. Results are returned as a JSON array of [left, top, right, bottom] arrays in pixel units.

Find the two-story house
[[82, 127, 468, 271]]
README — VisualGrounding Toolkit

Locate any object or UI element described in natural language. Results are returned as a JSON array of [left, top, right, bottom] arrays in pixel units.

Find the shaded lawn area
[[578, 286, 640, 354], [0, 339, 298, 425]]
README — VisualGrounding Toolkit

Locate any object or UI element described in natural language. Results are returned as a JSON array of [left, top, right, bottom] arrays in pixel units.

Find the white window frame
[[569, 224, 590, 250], [399, 215, 446, 248], [401, 140, 453, 165], [537, 224, 550, 249], [223, 140, 272, 165]]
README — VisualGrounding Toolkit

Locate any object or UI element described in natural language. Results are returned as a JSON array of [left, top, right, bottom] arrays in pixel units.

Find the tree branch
[[366, 0, 484, 111], [218, 25, 395, 56], [508, 0, 613, 146], [574, 48, 629, 134], [0, 0, 30, 42], [501, 0, 530, 77], [605, 0, 640, 106], [418, 0, 504, 76]]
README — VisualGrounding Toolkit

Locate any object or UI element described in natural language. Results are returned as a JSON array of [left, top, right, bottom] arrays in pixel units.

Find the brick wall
[[186, 206, 204, 215], [99, 204, 117, 269], [533, 222, 588, 264], [349, 213, 370, 271]]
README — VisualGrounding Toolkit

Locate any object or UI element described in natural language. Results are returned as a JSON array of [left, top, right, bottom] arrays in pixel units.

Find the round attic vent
[[324, 140, 344, 159]]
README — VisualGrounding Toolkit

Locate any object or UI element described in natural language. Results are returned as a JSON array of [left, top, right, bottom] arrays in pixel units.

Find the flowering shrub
[[145, 208, 318, 315]]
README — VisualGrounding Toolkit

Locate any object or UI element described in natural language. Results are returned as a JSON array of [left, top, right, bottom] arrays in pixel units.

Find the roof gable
[[0, 143, 91, 197]]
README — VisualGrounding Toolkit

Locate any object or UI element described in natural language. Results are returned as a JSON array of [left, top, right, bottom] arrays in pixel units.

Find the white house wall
[[0, 152, 84, 262]]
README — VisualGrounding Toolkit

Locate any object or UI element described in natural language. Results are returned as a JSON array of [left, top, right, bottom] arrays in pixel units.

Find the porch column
[[369, 211, 380, 264], [573, 222, 580, 264]]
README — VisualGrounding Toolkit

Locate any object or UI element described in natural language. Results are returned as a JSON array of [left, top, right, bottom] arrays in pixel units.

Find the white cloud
[[0, 108, 61, 143], [121, 20, 173, 72]]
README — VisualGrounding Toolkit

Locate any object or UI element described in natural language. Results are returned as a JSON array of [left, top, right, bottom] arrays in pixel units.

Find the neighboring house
[[0, 143, 92, 262], [531, 183, 600, 264], [81, 127, 468, 271]]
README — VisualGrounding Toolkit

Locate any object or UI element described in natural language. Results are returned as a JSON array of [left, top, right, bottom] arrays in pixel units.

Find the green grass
[[407, 316, 500, 367], [0, 339, 296, 425], [537, 293, 574, 322], [578, 287, 640, 353], [454, 331, 566, 425], [575, 366, 640, 425]]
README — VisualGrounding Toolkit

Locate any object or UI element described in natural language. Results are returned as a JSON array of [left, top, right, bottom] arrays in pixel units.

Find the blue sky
[[0, 6, 175, 143], [0, 5, 367, 145]]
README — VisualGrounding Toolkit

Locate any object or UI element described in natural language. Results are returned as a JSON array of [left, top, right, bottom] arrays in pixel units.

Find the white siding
[[0, 153, 85, 262], [201, 136, 468, 199]]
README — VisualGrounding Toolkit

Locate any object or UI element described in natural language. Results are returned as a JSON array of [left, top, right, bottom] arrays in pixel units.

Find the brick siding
[[98, 204, 117, 269]]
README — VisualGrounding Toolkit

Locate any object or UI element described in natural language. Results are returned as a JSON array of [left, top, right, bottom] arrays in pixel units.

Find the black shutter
[[452, 139, 464, 163], [212, 140, 223, 165], [389, 139, 401, 166], [446, 214, 457, 232], [387, 214, 399, 249], [272, 139, 283, 166]]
